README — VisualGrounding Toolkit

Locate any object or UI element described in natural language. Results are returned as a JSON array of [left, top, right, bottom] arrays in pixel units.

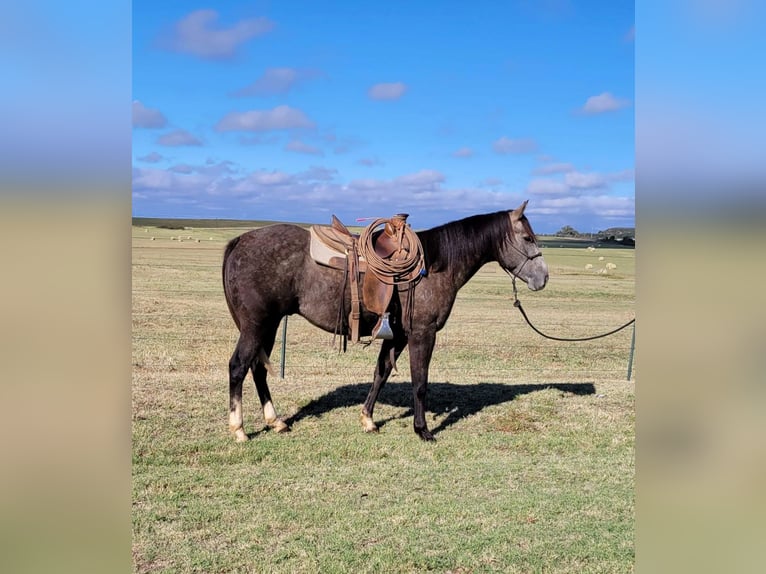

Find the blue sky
[[133, 1, 634, 233]]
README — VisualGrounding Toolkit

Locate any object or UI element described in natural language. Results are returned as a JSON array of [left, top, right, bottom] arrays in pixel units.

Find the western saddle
[[309, 213, 425, 343]]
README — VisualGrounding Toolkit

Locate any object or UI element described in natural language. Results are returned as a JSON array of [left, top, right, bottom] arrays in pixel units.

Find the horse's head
[[499, 201, 549, 291]]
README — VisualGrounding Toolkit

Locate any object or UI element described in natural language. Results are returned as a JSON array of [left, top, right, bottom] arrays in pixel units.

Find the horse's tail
[[222, 235, 242, 331], [222, 235, 278, 377]]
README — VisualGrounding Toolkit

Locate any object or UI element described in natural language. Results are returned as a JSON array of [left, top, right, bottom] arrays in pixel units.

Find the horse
[[222, 201, 549, 442]]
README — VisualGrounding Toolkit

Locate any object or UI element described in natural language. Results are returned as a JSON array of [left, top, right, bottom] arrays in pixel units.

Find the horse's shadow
[[283, 381, 595, 435]]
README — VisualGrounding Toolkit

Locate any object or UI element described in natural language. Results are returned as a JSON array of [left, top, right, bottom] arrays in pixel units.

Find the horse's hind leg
[[251, 324, 289, 433], [229, 331, 259, 442], [361, 335, 408, 433]]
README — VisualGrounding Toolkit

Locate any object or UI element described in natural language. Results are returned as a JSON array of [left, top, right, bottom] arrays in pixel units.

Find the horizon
[[131, 214, 634, 236], [133, 2, 634, 235]]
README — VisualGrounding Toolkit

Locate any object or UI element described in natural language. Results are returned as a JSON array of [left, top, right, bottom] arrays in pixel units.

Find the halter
[[502, 233, 543, 289]]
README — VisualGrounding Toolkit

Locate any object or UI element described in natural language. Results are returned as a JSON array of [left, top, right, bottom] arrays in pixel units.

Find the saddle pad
[[309, 226, 367, 269]]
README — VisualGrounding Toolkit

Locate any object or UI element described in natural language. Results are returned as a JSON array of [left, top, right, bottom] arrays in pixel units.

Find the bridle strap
[[502, 235, 542, 281]]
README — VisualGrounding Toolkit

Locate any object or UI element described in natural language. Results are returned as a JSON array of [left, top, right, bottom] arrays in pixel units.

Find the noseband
[[503, 235, 542, 280]]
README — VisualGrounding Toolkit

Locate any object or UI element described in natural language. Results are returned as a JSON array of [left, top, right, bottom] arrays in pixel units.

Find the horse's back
[[228, 224, 307, 263]]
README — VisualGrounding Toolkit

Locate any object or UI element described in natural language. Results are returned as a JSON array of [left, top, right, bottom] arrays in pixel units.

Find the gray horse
[[222, 201, 548, 442]]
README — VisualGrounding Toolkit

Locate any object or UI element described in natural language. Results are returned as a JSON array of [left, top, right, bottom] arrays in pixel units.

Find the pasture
[[132, 220, 635, 573]]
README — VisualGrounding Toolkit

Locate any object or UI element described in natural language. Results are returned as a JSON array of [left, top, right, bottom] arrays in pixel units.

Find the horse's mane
[[418, 210, 532, 272]]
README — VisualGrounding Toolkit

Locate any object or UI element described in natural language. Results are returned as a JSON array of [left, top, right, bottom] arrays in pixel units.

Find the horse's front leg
[[408, 330, 437, 441], [360, 334, 408, 433]]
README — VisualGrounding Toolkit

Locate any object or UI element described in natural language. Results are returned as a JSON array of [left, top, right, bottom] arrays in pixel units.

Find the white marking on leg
[[360, 411, 379, 433], [229, 402, 248, 442], [263, 400, 278, 423], [264, 400, 290, 433]]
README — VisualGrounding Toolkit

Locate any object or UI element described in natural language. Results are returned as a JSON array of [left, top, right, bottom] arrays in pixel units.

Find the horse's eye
[[523, 235, 534, 243]]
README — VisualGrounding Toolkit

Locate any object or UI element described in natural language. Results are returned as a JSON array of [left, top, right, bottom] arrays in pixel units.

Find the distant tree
[[555, 225, 580, 237]]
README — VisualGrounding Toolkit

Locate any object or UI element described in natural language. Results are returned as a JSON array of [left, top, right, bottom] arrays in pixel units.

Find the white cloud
[[452, 147, 474, 158], [300, 166, 338, 181], [132, 158, 632, 230], [157, 129, 203, 147], [356, 157, 383, 167], [533, 162, 574, 175], [196, 160, 237, 177], [580, 92, 631, 114], [132, 167, 212, 191], [225, 170, 295, 195], [162, 9, 274, 59], [368, 82, 407, 100], [232, 67, 321, 97], [565, 171, 607, 189], [394, 169, 445, 189], [216, 105, 315, 131], [607, 169, 635, 182], [526, 178, 570, 195], [285, 139, 324, 156], [132, 101, 167, 129], [527, 169, 634, 196], [492, 136, 537, 154], [535, 195, 634, 218], [247, 170, 293, 186], [567, 169, 634, 189], [137, 151, 164, 163]]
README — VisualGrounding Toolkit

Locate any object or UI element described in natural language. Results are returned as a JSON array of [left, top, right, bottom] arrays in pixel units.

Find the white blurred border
[[637, 1, 766, 571], [0, 2, 131, 573]]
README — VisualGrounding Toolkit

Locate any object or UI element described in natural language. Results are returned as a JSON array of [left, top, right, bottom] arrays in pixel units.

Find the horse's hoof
[[233, 429, 249, 442], [360, 413, 379, 433], [417, 429, 436, 442], [269, 419, 290, 433]]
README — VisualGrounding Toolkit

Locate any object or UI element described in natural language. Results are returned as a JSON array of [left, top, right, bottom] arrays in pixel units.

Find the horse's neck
[[451, 254, 492, 288], [420, 227, 498, 288], [440, 243, 495, 288]]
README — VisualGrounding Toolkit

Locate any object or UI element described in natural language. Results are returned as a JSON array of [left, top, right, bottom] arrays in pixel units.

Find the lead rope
[[509, 273, 635, 342]]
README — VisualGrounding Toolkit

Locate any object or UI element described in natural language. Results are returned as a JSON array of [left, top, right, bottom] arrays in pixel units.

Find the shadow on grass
[[283, 381, 595, 436]]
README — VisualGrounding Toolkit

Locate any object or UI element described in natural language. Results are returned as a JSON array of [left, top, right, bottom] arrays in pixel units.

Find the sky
[[132, 1, 634, 233]]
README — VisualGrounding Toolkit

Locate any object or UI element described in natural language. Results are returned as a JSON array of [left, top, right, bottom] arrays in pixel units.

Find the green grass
[[132, 223, 635, 573]]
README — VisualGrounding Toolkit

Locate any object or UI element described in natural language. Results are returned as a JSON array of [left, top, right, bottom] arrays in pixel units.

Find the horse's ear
[[511, 200, 529, 221]]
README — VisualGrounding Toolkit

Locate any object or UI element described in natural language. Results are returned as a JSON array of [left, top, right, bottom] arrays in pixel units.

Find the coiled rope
[[358, 217, 425, 285]]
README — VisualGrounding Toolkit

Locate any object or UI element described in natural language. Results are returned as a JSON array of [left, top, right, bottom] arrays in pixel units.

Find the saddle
[[310, 214, 425, 343]]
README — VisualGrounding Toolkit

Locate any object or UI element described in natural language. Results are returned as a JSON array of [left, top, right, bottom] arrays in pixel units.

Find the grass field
[[132, 221, 635, 573]]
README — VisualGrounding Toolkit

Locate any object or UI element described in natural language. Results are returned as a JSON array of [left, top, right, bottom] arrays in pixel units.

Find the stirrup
[[372, 312, 394, 340]]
